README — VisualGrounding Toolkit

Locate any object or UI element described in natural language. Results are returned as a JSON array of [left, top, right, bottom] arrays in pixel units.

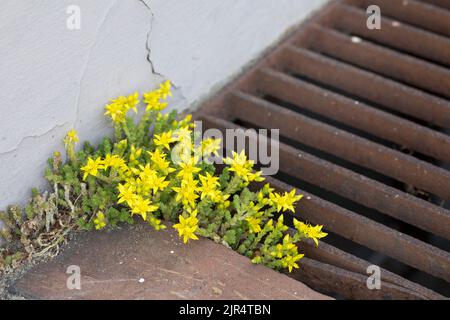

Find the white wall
[[0, 0, 328, 211]]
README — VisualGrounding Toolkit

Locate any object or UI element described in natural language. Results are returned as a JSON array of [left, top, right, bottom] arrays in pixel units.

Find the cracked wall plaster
[[0, 0, 328, 214], [147, 0, 329, 107]]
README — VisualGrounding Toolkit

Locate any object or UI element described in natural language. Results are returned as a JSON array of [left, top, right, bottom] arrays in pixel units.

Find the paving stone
[[11, 223, 331, 300]]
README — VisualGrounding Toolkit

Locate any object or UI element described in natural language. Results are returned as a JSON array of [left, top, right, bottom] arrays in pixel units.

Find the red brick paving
[[12, 223, 331, 300]]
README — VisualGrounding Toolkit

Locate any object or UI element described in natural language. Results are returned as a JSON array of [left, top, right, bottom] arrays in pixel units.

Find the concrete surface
[[11, 224, 331, 300], [0, 0, 328, 214]]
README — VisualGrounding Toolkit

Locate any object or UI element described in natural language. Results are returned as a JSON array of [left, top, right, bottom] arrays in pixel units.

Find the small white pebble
[[139, 278, 145, 283], [294, 291, 298, 295], [351, 36, 362, 44], [119, 261, 123, 265], [307, 196, 311, 200], [392, 21, 401, 27], [170, 250, 174, 254]]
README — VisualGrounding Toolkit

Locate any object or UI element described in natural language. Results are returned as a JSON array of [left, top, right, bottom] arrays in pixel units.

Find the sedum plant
[[0, 80, 327, 273]]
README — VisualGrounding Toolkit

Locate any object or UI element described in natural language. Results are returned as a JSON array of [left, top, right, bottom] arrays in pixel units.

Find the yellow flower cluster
[[224, 151, 264, 183], [105, 92, 140, 123], [76, 80, 327, 273], [173, 209, 199, 243], [293, 218, 328, 246], [104, 80, 171, 124]]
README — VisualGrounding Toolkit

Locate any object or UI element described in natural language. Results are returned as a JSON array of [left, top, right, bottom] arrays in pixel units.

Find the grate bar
[[204, 111, 450, 239], [257, 68, 450, 164], [300, 24, 450, 98], [298, 240, 443, 299], [229, 92, 450, 199], [327, 4, 450, 66], [200, 115, 450, 282], [419, 0, 450, 10], [347, 0, 450, 38], [282, 45, 450, 128], [195, 0, 450, 298], [289, 257, 434, 300]]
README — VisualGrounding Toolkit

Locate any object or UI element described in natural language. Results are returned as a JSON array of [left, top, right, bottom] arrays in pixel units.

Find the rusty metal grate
[[194, 0, 450, 299]]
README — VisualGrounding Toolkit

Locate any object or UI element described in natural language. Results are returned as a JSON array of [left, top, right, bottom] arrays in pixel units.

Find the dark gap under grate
[[194, 0, 450, 299]]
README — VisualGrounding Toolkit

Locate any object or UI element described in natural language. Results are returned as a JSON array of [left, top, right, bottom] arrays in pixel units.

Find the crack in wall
[[139, 0, 188, 106], [139, 0, 163, 78], [0, 0, 119, 157], [0, 0, 188, 158], [0, 122, 70, 156]]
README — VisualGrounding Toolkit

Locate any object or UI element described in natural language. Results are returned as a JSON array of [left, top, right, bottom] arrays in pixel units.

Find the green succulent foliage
[[0, 83, 327, 275]]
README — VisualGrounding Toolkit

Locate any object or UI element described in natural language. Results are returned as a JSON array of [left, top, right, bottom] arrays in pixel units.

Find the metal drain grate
[[194, 0, 450, 299]]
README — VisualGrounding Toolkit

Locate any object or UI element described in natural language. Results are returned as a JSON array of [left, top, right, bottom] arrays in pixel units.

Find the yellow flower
[[125, 92, 139, 113], [143, 89, 167, 111], [198, 172, 221, 201], [173, 214, 199, 244], [176, 160, 201, 181], [147, 149, 174, 172], [306, 224, 328, 246], [154, 131, 176, 150], [117, 183, 137, 206], [282, 254, 304, 273], [174, 126, 192, 143], [104, 101, 126, 123], [158, 80, 172, 99], [65, 129, 79, 144], [81, 157, 103, 180], [245, 216, 262, 234], [271, 243, 284, 258], [293, 218, 309, 235], [94, 211, 107, 230], [247, 170, 265, 182], [223, 150, 254, 181], [172, 178, 199, 208], [139, 164, 169, 194], [199, 138, 221, 157], [269, 189, 303, 213], [129, 195, 158, 221], [102, 154, 126, 170], [293, 218, 327, 246]]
